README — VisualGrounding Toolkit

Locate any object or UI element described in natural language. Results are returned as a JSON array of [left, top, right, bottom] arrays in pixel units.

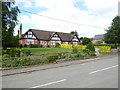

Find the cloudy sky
[[14, 0, 119, 38]]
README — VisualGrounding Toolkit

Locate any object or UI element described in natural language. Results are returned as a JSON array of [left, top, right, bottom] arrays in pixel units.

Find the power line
[[20, 9, 104, 29]]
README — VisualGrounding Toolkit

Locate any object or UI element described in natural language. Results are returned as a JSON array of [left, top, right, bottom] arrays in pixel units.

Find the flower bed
[[60, 44, 111, 53]]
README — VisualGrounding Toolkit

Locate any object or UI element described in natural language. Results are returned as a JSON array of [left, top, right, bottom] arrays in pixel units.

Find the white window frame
[[40, 40, 47, 45], [64, 42, 68, 44], [51, 34, 60, 41], [26, 39, 34, 45], [50, 41, 55, 45], [73, 42, 78, 45]]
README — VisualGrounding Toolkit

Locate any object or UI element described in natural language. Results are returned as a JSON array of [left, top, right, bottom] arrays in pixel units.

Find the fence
[[0, 51, 95, 68]]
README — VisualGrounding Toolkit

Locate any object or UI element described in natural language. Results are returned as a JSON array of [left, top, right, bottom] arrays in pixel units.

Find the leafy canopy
[[104, 16, 120, 44], [2, 2, 20, 49]]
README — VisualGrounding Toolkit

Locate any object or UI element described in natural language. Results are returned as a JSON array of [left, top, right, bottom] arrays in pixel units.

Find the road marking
[[31, 79, 67, 88], [89, 65, 118, 74]]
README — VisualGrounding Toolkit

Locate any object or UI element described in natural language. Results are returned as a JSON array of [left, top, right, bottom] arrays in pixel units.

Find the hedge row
[[60, 44, 111, 53]]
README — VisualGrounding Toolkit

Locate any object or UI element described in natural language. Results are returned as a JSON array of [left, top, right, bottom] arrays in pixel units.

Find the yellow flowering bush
[[95, 46, 111, 53], [61, 44, 111, 53], [60, 44, 86, 50]]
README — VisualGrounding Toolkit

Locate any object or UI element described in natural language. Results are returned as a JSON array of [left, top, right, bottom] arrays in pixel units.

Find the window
[[51, 34, 60, 41], [73, 42, 78, 45], [26, 39, 34, 45], [56, 41, 61, 44], [40, 40, 47, 45], [64, 42, 68, 44], [50, 41, 55, 45], [28, 31, 32, 34]]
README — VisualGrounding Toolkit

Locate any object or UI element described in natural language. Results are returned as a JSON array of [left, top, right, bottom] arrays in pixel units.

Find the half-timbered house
[[19, 25, 81, 47]]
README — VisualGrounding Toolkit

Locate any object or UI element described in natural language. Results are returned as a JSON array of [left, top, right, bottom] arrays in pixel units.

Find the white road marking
[[89, 65, 118, 74], [31, 79, 67, 88]]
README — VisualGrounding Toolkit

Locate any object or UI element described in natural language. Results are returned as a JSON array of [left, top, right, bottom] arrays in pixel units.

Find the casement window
[[40, 40, 47, 45], [23, 31, 36, 39], [26, 39, 34, 45], [73, 42, 78, 45], [64, 42, 68, 44], [51, 34, 60, 41], [56, 41, 61, 44], [50, 41, 55, 45]]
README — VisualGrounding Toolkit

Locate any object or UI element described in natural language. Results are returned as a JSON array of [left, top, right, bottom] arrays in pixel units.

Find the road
[[2, 54, 118, 88]]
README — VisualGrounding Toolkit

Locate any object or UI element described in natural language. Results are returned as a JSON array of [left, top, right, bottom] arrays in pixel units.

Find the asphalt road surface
[[2, 55, 118, 88]]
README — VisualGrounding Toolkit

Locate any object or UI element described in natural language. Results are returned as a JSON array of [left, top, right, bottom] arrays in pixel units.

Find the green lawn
[[22, 48, 72, 56]]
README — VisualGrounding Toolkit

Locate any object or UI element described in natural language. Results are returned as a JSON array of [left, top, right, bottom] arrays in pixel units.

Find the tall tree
[[80, 37, 91, 45], [104, 16, 120, 47], [2, 2, 20, 49], [70, 30, 78, 35]]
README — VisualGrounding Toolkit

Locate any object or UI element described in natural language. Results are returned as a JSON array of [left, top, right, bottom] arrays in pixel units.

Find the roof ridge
[[30, 29, 72, 35]]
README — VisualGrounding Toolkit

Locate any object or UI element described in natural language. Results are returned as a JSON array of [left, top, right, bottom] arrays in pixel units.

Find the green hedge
[[29, 44, 38, 48], [93, 44, 119, 49]]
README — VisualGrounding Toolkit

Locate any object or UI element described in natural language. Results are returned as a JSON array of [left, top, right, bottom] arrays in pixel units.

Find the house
[[19, 24, 81, 47], [92, 34, 105, 44]]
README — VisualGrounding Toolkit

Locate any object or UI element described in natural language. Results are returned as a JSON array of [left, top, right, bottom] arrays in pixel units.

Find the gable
[[50, 33, 61, 41], [72, 36, 79, 41], [23, 31, 37, 39]]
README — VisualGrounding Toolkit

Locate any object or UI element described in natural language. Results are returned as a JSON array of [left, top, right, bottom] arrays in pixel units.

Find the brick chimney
[[19, 24, 22, 38]]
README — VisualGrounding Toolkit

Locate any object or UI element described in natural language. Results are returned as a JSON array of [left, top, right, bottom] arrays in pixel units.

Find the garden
[[1, 43, 114, 68]]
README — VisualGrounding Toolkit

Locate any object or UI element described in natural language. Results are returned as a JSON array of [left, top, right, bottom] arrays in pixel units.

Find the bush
[[2, 54, 10, 58], [24, 44, 27, 47], [40, 44, 43, 48], [21, 50, 31, 56], [30, 44, 38, 48], [72, 47, 78, 53], [10, 49, 16, 57], [45, 55, 58, 63], [46, 45, 50, 48], [19, 44, 23, 48], [16, 49, 21, 57], [72, 53, 84, 58], [86, 43, 95, 51], [55, 43, 60, 48]]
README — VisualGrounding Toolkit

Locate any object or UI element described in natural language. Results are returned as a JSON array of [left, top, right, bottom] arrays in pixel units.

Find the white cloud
[[16, 0, 119, 38], [15, 0, 33, 8]]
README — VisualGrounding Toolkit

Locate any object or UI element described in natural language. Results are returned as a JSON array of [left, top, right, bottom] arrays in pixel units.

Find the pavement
[[2, 52, 118, 88]]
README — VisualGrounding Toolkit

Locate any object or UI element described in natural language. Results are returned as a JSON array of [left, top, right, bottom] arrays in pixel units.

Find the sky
[[14, 0, 119, 38]]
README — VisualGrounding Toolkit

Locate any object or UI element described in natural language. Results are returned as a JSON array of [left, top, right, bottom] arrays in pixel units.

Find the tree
[[86, 42, 95, 51], [12, 35, 19, 47], [104, 16, 120, 47], [2, 2, 20, 49], [80, 37, 91, 45], [70, 30, 78, 35]]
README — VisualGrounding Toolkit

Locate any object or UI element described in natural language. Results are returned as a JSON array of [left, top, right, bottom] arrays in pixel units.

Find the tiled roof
[[24, 29, 79, 41], [93, 34, 104, 40]]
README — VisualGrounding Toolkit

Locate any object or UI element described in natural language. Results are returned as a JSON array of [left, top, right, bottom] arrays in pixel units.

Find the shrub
[[86, 43, 95, 51], [24, 44, 27, 47], [16, 49, 21, 57], [2, 54, 10, 58], [46, 45, 50, 48], [40, 44, 43, 48], [55, 43, 60, 48], [19, 44, 23, 48], [30, 44, 38, 48], [72, 53, 84, 58], [21, 49, 32, 56], [72, 47, 78, 53], [45, 55, 58, 63], [10, 49, 16, 57]]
